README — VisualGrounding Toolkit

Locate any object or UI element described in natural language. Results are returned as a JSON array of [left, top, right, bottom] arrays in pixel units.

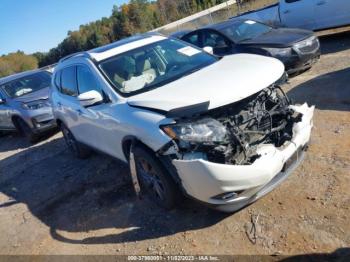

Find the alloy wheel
[[136, 157, 166, 201]]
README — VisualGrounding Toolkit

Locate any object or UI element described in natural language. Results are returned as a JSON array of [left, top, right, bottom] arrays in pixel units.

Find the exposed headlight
[[263, 47, 292, 57], [22, 100, 51, 110], [293, 36, 317, 49], [161, 118, 227, 143]]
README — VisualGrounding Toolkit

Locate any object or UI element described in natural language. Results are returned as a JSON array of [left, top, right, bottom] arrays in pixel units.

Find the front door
[[73, 65, 122, 158]]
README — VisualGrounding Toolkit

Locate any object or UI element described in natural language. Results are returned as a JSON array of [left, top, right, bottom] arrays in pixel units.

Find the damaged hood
[[127, 54, 284, 115]]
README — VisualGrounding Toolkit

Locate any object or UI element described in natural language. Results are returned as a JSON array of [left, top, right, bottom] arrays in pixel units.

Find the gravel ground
[[0, 30, 349, 257]]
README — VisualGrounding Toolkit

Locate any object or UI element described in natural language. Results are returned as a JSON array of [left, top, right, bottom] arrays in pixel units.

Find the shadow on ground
[[288, 67, 350, 112], [280, 248, 350, 262], [0, 135, 228, 245], [0, 128, 58, 152], [319, 30, 350, 55]]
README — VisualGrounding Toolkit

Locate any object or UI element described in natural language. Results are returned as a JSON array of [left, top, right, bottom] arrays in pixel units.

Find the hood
[[127, 54, 284, 115], [13, 87, 50, 103], [240, 28, 313, 47]]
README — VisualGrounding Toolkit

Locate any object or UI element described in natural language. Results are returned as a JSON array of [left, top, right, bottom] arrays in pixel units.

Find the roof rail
[[58, 52, 89, 63]]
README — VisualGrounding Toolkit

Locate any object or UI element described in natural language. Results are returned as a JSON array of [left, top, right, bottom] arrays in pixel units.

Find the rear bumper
[[172, 103, 314, 212]]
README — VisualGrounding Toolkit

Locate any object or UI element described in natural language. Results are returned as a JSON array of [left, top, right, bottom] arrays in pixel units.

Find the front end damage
[[159, 85, 314, 212]]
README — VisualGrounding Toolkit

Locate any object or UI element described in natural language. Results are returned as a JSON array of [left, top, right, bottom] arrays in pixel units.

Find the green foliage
[[0, 51, 38, 78], [6, 0, 228, 70]]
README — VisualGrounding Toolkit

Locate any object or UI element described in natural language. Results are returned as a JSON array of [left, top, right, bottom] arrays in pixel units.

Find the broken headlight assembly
[[161, 118, 227, 144], [161, 86, 303, 166]]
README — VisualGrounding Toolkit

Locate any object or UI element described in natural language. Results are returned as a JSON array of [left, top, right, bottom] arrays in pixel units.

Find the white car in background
[[235, 0, 350, 31], [50, 34, 314, 212]]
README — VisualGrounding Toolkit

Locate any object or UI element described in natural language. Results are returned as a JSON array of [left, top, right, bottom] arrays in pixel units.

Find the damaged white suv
[[51, 34, 314, 212]]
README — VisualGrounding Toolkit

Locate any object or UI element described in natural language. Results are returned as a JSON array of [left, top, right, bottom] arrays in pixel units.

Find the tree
[[1, 0, 231, 71], [0, 51, 38, 78]]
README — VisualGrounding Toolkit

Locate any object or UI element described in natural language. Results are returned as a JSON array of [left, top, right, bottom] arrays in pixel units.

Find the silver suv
[[51, 34, 314, 212], [0, 69, 56, 142]]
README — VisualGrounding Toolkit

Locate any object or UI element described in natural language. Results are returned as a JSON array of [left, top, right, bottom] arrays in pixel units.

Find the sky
[[0, 0, 128, 55]]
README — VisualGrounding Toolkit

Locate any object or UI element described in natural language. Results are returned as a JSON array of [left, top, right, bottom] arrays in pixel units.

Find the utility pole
[[237, 0, 242, 15]]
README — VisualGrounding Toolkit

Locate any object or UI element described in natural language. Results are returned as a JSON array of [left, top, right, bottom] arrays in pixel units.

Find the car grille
[[294, 36, 320, 54]]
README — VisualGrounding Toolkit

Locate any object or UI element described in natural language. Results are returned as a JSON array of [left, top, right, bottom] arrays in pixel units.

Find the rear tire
[[60, 123, 91, 159], [14, 118, 39, 143], [133, 145, 179, 209]]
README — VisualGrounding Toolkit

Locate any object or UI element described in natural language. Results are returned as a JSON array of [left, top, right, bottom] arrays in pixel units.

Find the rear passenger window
[[61, 66, 78, 96], [77, 65, 102, 95]]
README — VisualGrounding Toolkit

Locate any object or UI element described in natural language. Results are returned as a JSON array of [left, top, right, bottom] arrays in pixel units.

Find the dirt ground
[[0, 30, 349, 257]]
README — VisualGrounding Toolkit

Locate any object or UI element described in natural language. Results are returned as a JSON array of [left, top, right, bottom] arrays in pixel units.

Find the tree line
[[0, 0, 228, 77]]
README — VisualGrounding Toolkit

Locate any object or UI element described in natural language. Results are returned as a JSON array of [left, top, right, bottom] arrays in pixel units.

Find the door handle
[[57, 102, 62, 107], [76, 109, 83, 115], [283, 10, 290, 14], [317, 1, 326, 6]]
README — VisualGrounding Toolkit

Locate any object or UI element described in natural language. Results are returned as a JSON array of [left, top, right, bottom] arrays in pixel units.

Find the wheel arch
[[56, 118, 63, 127], [11, 115, 25, 133], [122, 135, 145, 161], [122, 135, 183, 187]]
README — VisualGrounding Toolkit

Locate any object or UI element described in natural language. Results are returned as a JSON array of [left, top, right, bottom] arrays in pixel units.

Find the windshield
[[99, 38, 218, 96], [220, 20, 272, 43], [1, 71, 51, 98]]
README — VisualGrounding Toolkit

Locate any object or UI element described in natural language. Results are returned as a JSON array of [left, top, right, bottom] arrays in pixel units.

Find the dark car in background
[[0, 69, 56, 142], [171, 19, 321, 75]]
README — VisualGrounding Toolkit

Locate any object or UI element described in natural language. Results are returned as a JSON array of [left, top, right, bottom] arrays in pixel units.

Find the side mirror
[[203, 46, 214, 55], [78, 90, 103, 108]]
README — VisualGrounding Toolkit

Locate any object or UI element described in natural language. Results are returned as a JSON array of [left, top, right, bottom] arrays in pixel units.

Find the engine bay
[[165, 85, 304, 165]]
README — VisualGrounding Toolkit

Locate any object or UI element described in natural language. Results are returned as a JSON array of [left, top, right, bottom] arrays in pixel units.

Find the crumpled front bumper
[[172, 103, 315, 212], [23, 107, 56, 133]]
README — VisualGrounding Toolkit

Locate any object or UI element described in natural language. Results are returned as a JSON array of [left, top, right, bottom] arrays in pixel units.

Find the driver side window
[[76, 65, 103, 95], [203, 31, 229, 48], [203, 30, 231, 55], [182, 32, 200, 47]]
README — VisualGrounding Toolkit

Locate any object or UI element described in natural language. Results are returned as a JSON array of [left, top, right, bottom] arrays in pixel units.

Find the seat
[[121, 56, 157, 93], [135, 55, 157, 79]]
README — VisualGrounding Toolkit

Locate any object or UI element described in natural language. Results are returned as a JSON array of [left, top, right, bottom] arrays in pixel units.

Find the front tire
[[14, 118, 38, 143], [133, 146, 179, 209], [61, 123, 91, 159]]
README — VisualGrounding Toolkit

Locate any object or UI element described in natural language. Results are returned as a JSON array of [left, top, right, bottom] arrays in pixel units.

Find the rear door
[[280, 0, 316, 30], [313, 0, 350, 30]]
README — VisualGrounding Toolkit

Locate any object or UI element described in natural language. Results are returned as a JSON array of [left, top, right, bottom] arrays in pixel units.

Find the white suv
[[50, 34, 314, 212]]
